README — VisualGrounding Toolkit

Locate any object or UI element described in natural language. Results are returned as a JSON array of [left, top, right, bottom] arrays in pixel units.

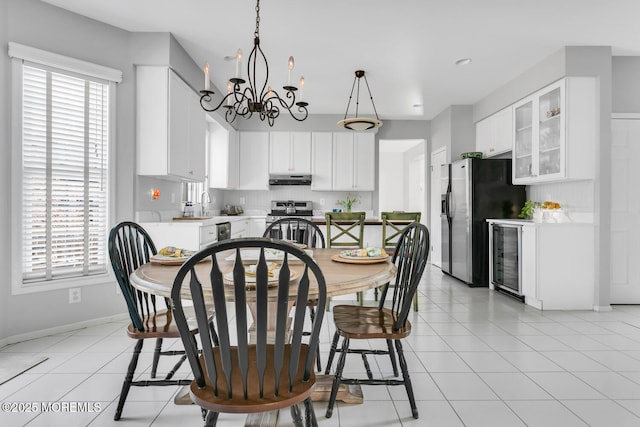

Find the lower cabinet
[[139, 222, 217, 251], [521, 222, 594, 310], [249, 218, 266, 237], [231, 219, 248, 239]]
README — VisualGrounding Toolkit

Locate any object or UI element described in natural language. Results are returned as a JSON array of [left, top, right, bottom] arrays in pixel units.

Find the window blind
[[21, 64, 109, 283]]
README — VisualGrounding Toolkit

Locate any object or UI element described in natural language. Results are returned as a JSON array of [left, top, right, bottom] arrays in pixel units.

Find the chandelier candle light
[[199, 0, 308, 126]]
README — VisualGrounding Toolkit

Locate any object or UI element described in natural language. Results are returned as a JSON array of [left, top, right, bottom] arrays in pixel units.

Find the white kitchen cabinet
[[209, 124, 239, 189], [475, 106, 513, 158], [269, 132, 311, 174], [136, 66, 206, 181], [249, 218, 266, 237], [238, 131, 269, 190], [512, 77, 596, 184], [311, 132, 333, 191], [332, 132, 375, 191], [139, 222, 217, 251], [231, 218, 249, 239]]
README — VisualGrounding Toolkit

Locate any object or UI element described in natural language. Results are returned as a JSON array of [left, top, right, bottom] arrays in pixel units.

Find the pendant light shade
[[337, 70, 383, 131]]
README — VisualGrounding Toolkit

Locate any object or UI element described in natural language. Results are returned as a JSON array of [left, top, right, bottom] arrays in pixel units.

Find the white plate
[[340, 254, 388, 260], [149, 254, 190, 265]]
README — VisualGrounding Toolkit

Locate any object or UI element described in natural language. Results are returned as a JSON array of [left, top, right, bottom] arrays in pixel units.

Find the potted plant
[[336, 193, 360, 212], [518, 200, 541, 220]]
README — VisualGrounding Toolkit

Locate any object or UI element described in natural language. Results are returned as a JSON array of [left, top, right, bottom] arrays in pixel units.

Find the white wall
[[379, 152, 405, 212], [613, 57, 640, 113], [1, 0, 136, 340], [0, 0, 221, 341]]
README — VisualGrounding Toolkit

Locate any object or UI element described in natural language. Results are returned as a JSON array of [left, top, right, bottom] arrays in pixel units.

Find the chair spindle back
[[172, 238, 327, 400]]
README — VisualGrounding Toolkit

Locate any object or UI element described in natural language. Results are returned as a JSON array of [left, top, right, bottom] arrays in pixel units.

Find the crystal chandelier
[[199, 0, 308, 126], [337, 70, 383, 131]]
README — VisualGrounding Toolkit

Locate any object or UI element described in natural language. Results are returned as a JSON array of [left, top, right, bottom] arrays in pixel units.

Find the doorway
[[378, 139, 425, 218], [610, 118, 640, 303], [430, 147, 447, 268]]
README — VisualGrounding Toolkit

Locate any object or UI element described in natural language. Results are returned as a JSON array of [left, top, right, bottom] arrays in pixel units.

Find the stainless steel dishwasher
[[216, 222, 231, 241]]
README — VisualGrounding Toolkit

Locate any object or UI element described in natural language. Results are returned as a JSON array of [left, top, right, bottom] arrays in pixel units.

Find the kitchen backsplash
[[527, 180, 594, 221], [218, 188, 374, 215], [137, 175, 376, 220]]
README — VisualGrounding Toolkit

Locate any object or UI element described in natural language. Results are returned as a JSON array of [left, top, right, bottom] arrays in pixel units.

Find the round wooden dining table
[[130, 247, 395, 416], [129, 247, 397, 303]]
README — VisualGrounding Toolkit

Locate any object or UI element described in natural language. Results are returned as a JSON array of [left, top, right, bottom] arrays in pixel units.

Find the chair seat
[[333, 305, 412, 340], [189, 344, 316, 414], [126, 308, 198, 339]]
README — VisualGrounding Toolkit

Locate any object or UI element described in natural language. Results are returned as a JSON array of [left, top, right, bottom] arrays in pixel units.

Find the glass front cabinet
[[512, 77, 597, 184]]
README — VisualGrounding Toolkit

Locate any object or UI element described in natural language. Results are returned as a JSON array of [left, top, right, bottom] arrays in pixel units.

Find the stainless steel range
[[265, 200, 314, 240], [266, 200, 314, 224]]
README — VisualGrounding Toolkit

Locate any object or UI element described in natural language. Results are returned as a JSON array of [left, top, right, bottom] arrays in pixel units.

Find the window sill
[[12, 272, 115, 296]]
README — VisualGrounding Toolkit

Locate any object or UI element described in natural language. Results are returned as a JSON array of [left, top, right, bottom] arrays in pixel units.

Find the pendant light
[[337, 70, 383, 131]]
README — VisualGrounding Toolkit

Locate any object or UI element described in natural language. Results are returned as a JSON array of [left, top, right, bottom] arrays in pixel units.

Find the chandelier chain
[[254, 0, 260, 38]]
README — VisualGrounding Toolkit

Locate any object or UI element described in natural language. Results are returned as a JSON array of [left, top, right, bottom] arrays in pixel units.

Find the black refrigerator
[[441, 158, 525, 287]]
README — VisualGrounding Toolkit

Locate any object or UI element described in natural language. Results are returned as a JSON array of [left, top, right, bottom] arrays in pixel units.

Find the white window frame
[[9, 43, 121, 295]]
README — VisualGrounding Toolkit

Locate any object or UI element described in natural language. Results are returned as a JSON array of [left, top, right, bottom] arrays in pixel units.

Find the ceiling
[[41, 0, 640, 121]]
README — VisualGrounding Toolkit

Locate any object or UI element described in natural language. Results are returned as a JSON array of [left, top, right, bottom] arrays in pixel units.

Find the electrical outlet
[[171, 192, 176, 203], [239, 197, 245, 205], [319, 198, 325, 206], [69, 287, 82, 304]]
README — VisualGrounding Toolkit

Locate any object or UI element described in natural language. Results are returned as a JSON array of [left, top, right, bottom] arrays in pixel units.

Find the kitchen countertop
[[311, 216, 385, 225], [486, 218, 593, 226], [140, 215, 267, 226]]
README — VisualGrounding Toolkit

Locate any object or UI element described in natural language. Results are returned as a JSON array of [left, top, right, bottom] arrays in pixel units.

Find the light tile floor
[[2, 266, 640, 426]]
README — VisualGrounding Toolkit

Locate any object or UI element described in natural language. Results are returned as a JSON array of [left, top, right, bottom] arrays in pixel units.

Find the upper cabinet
[[269, 132, 311, 174], [238, 131, 269, 190], [209, 124, 239, 189], [311, 132, 333, 191], [136, 66, 206, 181], [513, 77, 596, 184], [475, 106, 513, 158], [332, 132, 375, 191]]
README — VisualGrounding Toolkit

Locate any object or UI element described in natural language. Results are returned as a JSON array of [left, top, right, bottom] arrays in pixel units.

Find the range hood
[[268, 174, 312, 186]]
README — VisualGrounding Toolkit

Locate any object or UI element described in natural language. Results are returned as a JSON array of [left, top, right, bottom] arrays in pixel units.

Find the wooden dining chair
[[324, 211, 365, 248], [325, 211, 366, 306], [171, 238, 327, 427], [381, 211, 422, 311], [324, 222, 430, 420], [263, 218, 325, 372], [108, 221, 196, 421], [381, 211, 422, 253]]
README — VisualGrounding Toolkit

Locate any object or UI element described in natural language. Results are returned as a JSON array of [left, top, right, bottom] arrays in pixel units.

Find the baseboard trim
[[0, 312, 129, 349], [593, 305, 613, 312]]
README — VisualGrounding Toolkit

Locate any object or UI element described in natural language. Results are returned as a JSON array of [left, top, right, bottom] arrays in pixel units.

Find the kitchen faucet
[[200, 191, 211, 217]]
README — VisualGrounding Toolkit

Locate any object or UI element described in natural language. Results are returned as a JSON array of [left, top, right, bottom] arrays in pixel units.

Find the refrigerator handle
[[445, 186, 452, 220]]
